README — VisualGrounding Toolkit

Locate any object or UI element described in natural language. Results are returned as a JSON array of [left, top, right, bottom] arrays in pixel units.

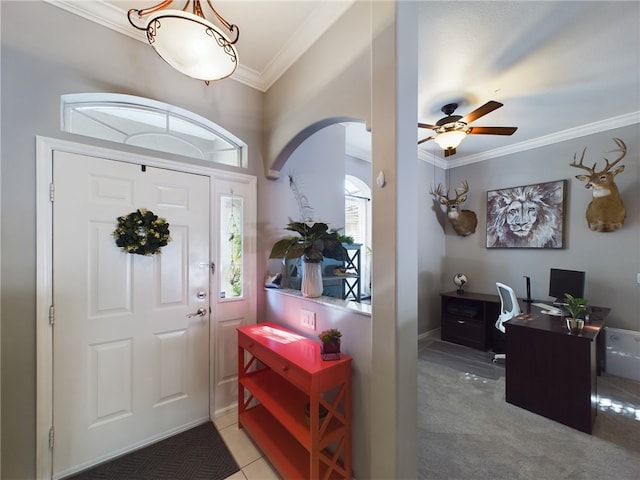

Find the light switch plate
[[300, 309, 316, 330]]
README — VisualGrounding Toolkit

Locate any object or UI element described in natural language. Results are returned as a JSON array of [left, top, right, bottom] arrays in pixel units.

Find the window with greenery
[[220, 195, 243, 299]]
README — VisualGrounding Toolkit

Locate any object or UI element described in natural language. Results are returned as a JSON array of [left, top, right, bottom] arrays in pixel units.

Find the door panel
[[52, 151, 210, 478]]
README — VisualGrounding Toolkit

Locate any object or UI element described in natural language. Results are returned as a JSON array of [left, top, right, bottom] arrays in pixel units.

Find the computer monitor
[[548, 268, 585, 303]]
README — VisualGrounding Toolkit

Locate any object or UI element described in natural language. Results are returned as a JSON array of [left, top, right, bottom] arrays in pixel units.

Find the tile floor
[[214, 409, 282, 480]]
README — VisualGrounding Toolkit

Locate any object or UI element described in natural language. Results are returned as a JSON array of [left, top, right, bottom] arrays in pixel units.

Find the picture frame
[[486, 179, 566, 249]]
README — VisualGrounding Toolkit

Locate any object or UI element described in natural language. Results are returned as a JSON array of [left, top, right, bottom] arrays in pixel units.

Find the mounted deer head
[[432, 180, 478, 236], [570, 137, 627, 232]]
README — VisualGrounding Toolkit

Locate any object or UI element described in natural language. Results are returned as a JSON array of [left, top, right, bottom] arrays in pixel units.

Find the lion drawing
[[486, 181, 565, 248]]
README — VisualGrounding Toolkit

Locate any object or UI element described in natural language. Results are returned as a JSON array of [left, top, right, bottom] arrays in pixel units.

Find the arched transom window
[[61, 93, 247, 167]]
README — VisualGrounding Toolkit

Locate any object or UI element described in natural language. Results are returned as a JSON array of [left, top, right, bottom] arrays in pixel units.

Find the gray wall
[[441, 126, 639, 331], [2, 1, 638, 478], [418, 159, 447, 334], [262, 124, 347, 280], [1, 3, 263, 478]]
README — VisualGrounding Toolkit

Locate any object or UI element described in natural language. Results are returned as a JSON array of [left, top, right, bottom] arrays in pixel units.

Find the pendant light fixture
[[128, 0, 239, 84]]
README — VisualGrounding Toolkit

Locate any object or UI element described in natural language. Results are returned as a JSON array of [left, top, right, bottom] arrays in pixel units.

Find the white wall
[[346, 154, 372, 188]]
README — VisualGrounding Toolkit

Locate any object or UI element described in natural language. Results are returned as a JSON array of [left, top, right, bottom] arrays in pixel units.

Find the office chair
[[493, 282, 522, 363]]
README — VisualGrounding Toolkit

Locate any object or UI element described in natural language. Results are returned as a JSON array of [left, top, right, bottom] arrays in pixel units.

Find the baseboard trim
[[418, 327, 441, 342]]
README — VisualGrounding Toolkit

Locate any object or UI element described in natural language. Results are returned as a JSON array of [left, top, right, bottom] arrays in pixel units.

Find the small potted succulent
[[564, 293, 588, 334], [318, 328, 342, 356]]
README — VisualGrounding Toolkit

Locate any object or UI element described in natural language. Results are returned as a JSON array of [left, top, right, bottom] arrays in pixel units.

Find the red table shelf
[[238, 323, 352, 480]]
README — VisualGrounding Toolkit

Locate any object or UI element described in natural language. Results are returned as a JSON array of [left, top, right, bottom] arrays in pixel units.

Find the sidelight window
[[219, 195, 244, 299]]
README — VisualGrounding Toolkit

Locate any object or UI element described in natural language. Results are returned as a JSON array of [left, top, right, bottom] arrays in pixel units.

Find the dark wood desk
[[505, 303, 609, 434]]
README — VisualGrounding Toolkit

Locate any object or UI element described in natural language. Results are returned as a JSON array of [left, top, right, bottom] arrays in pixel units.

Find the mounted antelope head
[[432, 180, 478, 236], [570, 137, 627, 232]]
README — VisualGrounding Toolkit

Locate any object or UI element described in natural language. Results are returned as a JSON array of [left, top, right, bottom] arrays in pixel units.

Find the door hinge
[[49, 183, 55, 202], [49, 305, 55, 326], [49, 426, 54, 449], [211, 262, 216, 275]]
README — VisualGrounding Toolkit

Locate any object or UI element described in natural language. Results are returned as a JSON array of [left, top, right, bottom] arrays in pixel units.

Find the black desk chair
[[493, 282, 522, 363]]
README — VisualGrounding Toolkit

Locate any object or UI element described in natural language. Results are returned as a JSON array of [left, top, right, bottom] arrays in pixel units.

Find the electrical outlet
[[300, 309, 316, 330], [637, 273, 640, 284]]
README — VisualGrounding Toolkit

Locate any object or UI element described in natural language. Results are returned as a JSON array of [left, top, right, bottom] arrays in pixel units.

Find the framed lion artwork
[[486, 180, 566, 249]]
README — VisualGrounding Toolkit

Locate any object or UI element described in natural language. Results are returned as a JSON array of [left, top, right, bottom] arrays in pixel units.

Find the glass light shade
[[434, 130, 467, 150], [146, 10, 238, 81]]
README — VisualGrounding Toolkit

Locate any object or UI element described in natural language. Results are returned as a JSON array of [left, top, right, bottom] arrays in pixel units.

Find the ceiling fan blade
[[467, 126, 518, 135], [418, 136, 434, 145], [418, 122, 437, 130], [461, 101, 503, 124]]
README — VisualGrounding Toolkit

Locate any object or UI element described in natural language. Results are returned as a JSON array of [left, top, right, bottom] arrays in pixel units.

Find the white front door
[[51, 150, 210, 478]]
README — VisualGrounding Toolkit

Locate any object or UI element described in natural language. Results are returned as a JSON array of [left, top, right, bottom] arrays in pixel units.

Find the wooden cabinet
[[440, 291, 500, 350], [505, 304, 609, 433], [237, 323, 352, 479]]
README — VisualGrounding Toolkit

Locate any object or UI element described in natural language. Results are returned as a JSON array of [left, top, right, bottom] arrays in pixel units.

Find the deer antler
[[454, 180, 470, 201], [431, 183, 450, 201], [602, 137, 627, 172], [569, 147, 594, 173]]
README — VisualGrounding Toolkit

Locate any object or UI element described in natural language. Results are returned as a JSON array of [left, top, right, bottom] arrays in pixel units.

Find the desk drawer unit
[[440, 292, 499, 350], [441, 315, 485, 349]]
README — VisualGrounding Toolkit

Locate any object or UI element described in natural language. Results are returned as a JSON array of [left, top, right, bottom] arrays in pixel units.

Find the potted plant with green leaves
[[269, 221, 348, 298], [318, 328, 342, 357], [564, 293, 588, 334]]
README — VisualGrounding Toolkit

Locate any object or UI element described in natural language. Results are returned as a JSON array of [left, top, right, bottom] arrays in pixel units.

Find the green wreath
[[113, 208, 171, 256]]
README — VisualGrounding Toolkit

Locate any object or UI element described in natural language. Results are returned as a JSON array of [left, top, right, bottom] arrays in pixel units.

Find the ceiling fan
[[418, 101, 517, 157]]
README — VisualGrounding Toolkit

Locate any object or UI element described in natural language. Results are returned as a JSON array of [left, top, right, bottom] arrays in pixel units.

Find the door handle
[[186, 308, 207, 318]]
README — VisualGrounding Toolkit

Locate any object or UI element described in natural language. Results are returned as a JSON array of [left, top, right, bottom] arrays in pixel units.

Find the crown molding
[[258, 0, 355, 92], [424, 111, 640, 170], [44, 0, 264, 90], [45, 0, 137, 40], [44, 0, 354, 93]]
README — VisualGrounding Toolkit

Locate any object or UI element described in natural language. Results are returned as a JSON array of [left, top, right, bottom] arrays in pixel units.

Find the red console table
[[237, 323, 352, 479]]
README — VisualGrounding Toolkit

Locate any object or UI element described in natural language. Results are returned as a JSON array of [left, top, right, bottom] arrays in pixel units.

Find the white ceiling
[[46, 1, 639, 166]]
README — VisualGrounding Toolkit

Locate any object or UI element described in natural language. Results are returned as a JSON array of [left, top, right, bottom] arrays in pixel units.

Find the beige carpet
[[418, 339, 640, 480]]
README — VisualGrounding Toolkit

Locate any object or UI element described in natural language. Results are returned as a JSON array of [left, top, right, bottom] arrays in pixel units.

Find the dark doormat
[[64, 422, 240, 480]]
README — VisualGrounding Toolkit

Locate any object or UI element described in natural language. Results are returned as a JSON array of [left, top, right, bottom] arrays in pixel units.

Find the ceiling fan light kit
[[419, 101, 517, 157], [128, 0, 239, 84], [433, 129, 467, 153]]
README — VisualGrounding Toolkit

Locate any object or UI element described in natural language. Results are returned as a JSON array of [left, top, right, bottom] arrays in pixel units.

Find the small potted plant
[[564, 293, 588, 334], [318, 328, 342, 357]]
